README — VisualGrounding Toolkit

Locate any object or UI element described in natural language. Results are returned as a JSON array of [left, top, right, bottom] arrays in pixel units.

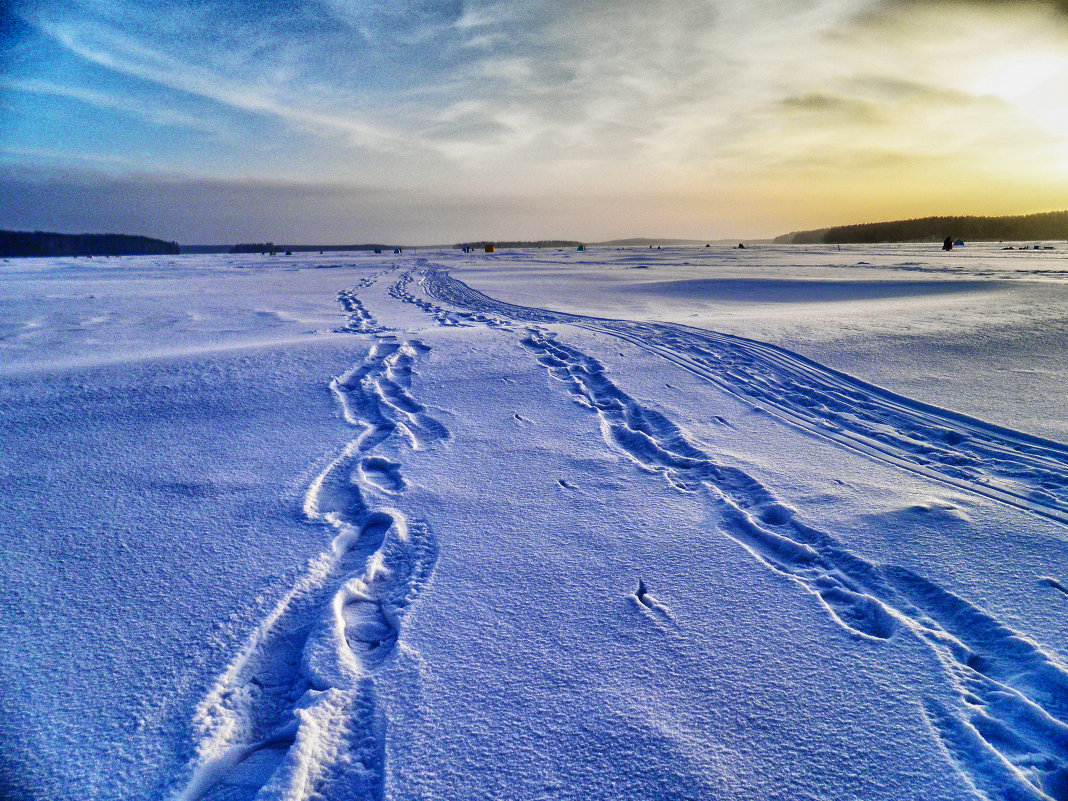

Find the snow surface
[[1, 245, 1066, 801]]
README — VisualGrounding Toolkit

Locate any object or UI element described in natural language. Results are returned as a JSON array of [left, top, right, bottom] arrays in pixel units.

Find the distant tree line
[[454, 240, 582, 250], [0, 230, 180, 257], [228, 243, 396, 253], [775, 210, 1068, 244]]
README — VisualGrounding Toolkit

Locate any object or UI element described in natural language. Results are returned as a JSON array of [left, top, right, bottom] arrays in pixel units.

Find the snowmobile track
[[409, 261, 1068, 800], [518, 325, 1068, 801], [417, 261, 1068, 526]]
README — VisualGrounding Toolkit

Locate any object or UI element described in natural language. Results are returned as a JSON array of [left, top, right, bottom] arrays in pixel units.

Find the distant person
[[942, 236, 953, 251], [737, 243, 746, 249]]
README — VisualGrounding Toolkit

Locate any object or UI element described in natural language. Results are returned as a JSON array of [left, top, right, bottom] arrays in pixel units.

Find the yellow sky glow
[[5, 0, 1068, 240]]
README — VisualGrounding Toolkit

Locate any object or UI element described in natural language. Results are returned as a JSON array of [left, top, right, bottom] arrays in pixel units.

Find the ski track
[[416, 261, 1068, 526], [397, 260, 1068, 800], [173, 276, 445, 801]]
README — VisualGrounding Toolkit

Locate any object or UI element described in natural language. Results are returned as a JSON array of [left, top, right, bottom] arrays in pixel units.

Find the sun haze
[[2, 0, 1066, 243]]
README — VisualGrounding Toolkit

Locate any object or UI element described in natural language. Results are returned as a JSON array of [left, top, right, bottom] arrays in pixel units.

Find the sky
[[1, 0, 1067, 244]]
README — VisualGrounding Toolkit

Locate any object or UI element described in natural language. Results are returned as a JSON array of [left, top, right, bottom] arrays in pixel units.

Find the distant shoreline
[[776, 210, 1068, 245], [4, 218, 1065, 259], [182, 238, 755, 254], [0, 230, 179, 258]]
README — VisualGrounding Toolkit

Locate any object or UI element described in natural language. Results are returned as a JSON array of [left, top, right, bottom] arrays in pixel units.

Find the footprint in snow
[[358, 456, 406, 494], [1038, 576, 1068, 597], [632, 578, 674, 626]]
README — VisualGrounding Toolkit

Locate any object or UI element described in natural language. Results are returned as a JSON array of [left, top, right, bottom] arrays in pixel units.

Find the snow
[[1, 245, 1066, 800]]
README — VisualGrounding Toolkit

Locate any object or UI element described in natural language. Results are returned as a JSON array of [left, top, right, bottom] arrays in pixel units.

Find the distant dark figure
[[943, 236, 953, 251], [737, 243, 746, 249]]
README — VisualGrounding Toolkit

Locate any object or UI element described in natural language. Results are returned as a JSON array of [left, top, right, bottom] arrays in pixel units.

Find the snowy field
[[1, 244, 1066, 801]]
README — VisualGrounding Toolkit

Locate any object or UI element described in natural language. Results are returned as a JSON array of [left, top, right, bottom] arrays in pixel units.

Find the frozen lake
[[1, 244, 1066, 800]]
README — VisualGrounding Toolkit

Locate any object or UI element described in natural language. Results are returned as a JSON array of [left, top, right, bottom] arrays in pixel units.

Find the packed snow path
[[419, 262, 1068, 525]]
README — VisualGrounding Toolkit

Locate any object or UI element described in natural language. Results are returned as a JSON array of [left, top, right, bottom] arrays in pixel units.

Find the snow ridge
[[419, 263, 1068, 525], [171, 285, 444, 801], [517, 326, 1068, 801]]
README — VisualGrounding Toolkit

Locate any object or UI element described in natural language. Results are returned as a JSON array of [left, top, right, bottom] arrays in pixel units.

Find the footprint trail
[[335, 272, 393, 334], [419, 263, 1068, 525], [174, 262, 1068, 800], [172, 282, 446, 801], [518, 327, 1068, 801], [393, 261, 1068, 800]]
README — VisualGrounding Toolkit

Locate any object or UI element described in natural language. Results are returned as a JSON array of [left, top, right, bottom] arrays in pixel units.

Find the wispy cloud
[[32, 15, 402, 151], [0, 75, 228, 134], [3, 0, 1068, 239], [0, 144, 142, 168]]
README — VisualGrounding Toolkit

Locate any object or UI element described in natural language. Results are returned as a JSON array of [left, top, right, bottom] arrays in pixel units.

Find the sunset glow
[[2, 0, 1066, 242]]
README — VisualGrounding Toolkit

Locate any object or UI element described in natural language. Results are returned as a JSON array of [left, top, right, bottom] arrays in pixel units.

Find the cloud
[[0, 75, 228, 134], [0, 167, 715, 243], [4, 0, 1068, 238], [33, 18, 400, 151], [0, 144, 142, 169], [880, 0, 1068, 17], [317, 0, 464, 42], [779, 93, 882, 123], [8, 0, 872, 176]]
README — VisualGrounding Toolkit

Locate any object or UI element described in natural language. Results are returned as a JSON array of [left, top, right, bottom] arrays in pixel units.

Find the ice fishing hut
[[577, 244, 585, 251], [485, 244, 495, 253]]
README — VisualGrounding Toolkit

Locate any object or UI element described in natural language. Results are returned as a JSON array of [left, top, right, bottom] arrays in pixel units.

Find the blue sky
[[2, 0, 1067, 243]]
